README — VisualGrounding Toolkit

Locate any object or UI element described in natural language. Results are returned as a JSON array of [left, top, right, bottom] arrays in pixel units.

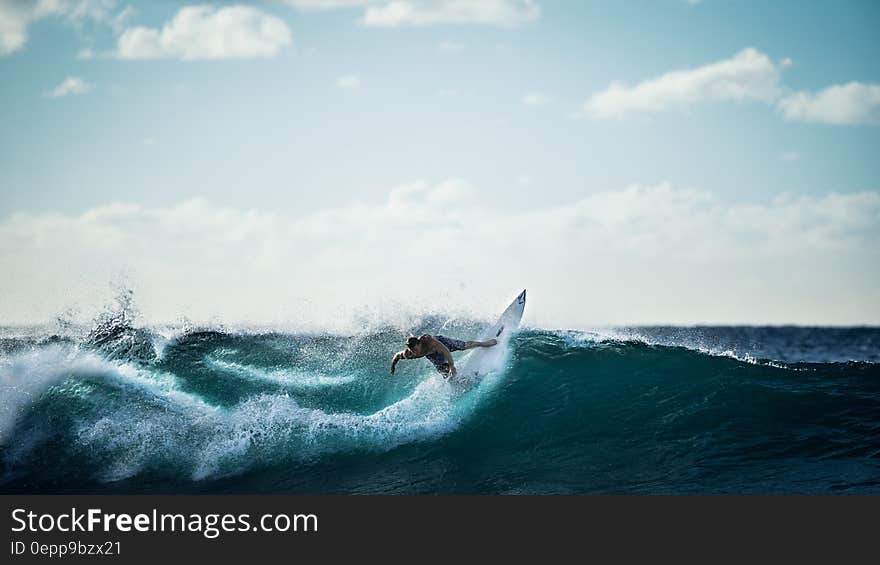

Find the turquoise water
[[1, 318, 878, 494]]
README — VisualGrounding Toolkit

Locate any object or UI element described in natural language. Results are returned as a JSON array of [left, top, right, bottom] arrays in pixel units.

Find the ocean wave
[[0, 334, 501, 484], [1, 324, 878, 493]]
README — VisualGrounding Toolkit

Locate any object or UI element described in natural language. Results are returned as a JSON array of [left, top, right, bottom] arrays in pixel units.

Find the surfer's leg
[[463, 339, 497, 349], [437, 336, 467, 352]]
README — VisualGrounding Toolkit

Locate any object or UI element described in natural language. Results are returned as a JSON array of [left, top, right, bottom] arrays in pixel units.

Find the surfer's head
[[406, 336, 420, 350]]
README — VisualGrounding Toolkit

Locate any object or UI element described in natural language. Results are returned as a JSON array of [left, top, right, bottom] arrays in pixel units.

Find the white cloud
[[46, 76, 93, 98], [283, 0, 541, 29], [2, 182, 878, 327], [778, 82, 880, 126], [335, 73, 361, 89], [362, 0, 539, 28], [578, 48, 786, 119], [116, 5, 292, 60], [386, 178, 469, 209], [522, 91, 551, 106], [0, 0, 124, 55], [283, 0, 372, 8], [63, 0, 120, 24], [0, 1, 34, 54], [108, 4, 136, 33], [575, 47, 878, 127]]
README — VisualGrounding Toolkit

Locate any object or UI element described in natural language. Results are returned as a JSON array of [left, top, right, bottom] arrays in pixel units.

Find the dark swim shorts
[[426, 335, 467, 374]]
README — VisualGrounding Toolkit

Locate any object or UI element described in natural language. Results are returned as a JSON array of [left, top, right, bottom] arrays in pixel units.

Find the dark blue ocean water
[[1, 319, 878, 494]]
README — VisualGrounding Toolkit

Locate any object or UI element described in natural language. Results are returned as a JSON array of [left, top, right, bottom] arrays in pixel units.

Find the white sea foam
[[1, 340, 509, 483], [0, 345, 80, 443], [203, 355, 357, 389]]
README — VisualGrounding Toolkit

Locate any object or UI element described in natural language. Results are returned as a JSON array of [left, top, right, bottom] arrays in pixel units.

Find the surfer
[[390, 335, 498, 378]]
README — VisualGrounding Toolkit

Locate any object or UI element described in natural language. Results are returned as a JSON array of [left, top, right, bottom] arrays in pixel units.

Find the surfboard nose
[[517, 289, 526, 304]]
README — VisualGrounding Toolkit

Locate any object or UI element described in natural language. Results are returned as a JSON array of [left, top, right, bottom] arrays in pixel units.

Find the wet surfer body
[[390, 334, 497, 378]]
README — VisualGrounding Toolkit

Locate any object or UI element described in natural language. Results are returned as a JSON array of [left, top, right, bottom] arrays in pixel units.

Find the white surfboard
[[457, 289, 526, 383]]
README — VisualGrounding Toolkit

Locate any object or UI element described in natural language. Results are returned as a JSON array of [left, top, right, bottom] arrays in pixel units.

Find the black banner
[[1, 496, 876, 562]]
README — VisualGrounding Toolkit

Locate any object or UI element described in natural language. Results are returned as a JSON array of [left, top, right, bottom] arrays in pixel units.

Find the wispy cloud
[[46, 76, 93, 98], [437, 39, 465, 53], [522, 91, 552, 107], [283, 0, 373, 8], [362, 0, 540, 28], [336, 73, 362, 89], [115, 5, 292, 60], [778, 82, 880, 126], [578, 48, 787, 119], [0, 0, 128, 56], [281, 0, 540, 28]]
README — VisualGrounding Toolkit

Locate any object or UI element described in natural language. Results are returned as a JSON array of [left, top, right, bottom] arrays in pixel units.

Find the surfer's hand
[[487, 339, 498, 346]]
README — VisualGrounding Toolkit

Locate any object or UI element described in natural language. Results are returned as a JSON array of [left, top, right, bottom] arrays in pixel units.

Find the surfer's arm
[[390, 351, 405, 375]]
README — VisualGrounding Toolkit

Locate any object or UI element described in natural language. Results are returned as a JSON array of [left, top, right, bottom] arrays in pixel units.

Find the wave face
[[1, 323, 879, 494]]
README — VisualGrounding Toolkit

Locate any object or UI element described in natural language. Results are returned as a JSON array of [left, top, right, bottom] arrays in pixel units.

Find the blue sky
[[1, 0, 879, 326]]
